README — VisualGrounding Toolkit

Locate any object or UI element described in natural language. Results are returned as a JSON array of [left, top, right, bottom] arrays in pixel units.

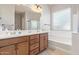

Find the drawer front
[[30, 38, 39, 45], [30, 48, 39, 55], [16, 36, 29, 42], [40, 34, 44, 37], [30, 34, 39, 40], [0, 36, 29, 47], [40, 33, 48, 38], [44, 33, 48, 36], [30, 43, 39, 51]]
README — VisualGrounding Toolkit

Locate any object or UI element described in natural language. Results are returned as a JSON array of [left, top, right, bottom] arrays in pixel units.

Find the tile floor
[[39, 48, 68, 55]]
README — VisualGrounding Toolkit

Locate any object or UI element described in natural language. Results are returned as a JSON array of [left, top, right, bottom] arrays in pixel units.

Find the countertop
[[0, 30, 48, 39]]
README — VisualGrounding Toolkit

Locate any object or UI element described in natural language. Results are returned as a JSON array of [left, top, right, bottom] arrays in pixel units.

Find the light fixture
[[31, 4, 42, 13]]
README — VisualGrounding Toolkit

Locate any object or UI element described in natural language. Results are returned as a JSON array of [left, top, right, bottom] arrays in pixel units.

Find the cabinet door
[[40, 36, 45, 51], [16, 42, 29, 55], [0, 45, 16, 55], [44, 34, 48, 49]]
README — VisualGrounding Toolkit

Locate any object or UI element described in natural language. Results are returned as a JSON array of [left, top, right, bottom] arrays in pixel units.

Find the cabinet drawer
[[44, 33, 48, 36], [30, 43, 39, 51], [40, 34, 45, 38], [40, 33, 48, 38], [0, 36, 29, 47], [30, 34, 39, 40], [30, 48, 39, 55], [30, 38, 39, 45]]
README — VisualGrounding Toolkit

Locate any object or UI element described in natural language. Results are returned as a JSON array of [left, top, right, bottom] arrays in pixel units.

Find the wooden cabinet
[[0, 36, 28, 47], [29, 34, 40, 55], [30, 35, 39, 45], [16, 42, 29, 55], [40, 33, 48, 51], [0, 36, 29, 55], [0, 45, 16, 55], [0, 33, 48, 55]]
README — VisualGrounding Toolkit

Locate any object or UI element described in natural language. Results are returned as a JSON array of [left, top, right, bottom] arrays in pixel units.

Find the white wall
[[49, 31, 72, 45], [40, 5, 50, 31], [0, 4, 15, 30], [72, 5, 79, 55]]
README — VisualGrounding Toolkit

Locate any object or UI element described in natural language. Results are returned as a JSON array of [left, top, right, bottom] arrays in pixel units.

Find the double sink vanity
[[0, 31, 48, 55]]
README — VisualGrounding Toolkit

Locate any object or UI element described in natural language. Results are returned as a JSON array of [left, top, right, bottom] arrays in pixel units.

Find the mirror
[[15, 5, 41, 31], [15, 12, 25, 30], [27, 20, 40, 31], [53, 8, 71, 31], [0, 4, 42, 31]]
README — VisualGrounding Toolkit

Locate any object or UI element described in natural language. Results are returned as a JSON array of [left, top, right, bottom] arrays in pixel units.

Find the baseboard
[[48, 40, 72, 54]]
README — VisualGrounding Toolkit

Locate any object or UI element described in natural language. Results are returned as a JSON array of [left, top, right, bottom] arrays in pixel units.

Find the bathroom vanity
[[0, 32, 48, 55]]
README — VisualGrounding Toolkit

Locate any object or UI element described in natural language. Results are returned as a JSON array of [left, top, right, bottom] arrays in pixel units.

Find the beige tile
[[39, 48, 67, 55]]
